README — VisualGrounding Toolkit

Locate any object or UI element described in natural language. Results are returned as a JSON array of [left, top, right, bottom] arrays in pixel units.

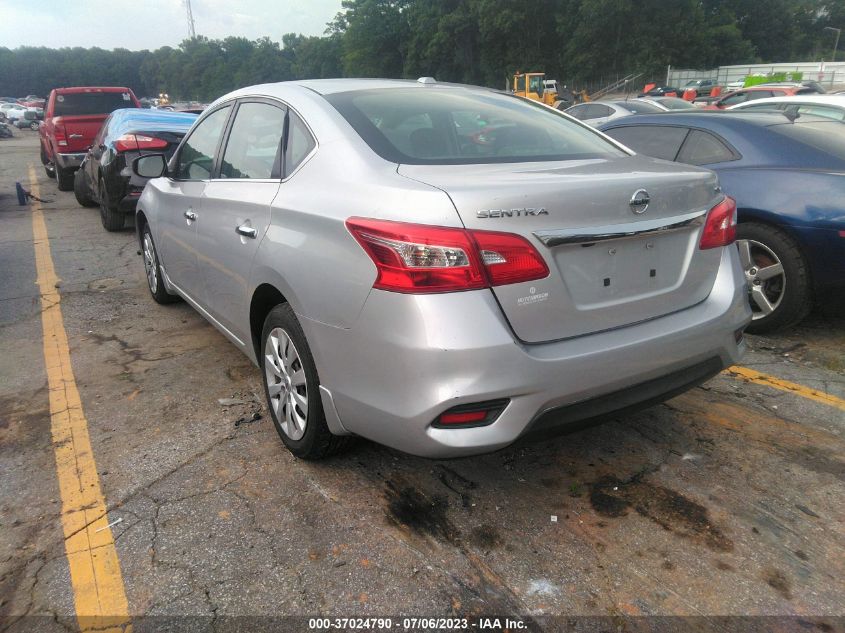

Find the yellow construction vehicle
[[512, 71, 558, 106]]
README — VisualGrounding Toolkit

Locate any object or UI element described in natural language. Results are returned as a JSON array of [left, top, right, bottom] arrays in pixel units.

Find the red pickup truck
[[40, 87, 141, 190]]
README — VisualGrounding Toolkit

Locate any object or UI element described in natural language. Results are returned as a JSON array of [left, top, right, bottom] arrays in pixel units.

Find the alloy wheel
[[737, 239, 786, 319], [264, 328, 308, 440], [143, 233, 158, 294]]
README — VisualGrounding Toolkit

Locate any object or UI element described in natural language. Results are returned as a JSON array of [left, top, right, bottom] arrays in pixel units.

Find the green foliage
[[0, 0, 840, 99]]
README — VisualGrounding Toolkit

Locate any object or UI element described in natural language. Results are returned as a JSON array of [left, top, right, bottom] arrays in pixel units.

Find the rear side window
[[326, 88, 625, 165], [177, 105, 231, 180], [588, 104, 614, 118], [565, 104, 590, 120], [54, 91, 135, 116], [720, 92, 749, 106], [220, 102, 285, 180], [676, 130, 736, 165], [284, 110, 316, 178], [604, 125, 688, 161], [748, 91, 775, 100]]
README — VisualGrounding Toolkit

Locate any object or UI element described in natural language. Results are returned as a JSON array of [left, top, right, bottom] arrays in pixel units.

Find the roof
[[226, 78, 495, 99], [728, 95, 845, 109]]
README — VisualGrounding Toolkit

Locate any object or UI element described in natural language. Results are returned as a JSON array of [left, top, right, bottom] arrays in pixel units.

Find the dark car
[[639, 85, 681, 97], [683, 78, 716, 97], [600, 112, 845, 333], [74, 108, 197, 231]]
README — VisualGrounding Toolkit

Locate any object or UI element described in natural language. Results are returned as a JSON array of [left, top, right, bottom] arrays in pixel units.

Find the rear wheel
[[73, 169, 97, 207], [98, 179, 125, 231], [56, 167, 74, 191], [736, 222, 812, 334], [261, 303, 350, 460], [29, 120, 39, 131]]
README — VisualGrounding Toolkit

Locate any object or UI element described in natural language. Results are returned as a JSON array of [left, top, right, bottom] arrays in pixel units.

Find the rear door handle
[[236, 224, 257, 239], [184, 210, 197, 221]]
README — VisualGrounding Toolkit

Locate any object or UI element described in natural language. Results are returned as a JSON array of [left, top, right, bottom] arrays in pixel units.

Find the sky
[[0, 0, 344, 50]]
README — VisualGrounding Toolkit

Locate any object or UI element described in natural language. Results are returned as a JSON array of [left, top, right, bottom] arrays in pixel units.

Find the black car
[[74, 108, 197, 231], [638, 85, 681, 97]]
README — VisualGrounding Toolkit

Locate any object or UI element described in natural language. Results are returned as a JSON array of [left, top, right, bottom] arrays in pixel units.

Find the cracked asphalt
[[0, 133, 843, 631]]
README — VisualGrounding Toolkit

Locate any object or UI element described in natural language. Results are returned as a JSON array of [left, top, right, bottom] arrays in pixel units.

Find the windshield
[[325, 87, 625, 165], [54, 91, 137, 116]]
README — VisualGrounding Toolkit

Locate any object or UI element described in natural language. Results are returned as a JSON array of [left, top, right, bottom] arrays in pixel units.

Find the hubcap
[[264, 328, 308, 441], [142, 234, 158, 293], [737, 239, 786, 320]]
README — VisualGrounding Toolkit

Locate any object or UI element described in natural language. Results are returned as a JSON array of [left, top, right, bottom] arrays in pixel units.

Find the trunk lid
[[398, 155, 725, 342], [55, 115, 108, 152]]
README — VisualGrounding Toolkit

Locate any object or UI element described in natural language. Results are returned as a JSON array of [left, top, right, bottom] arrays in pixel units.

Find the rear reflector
[[114, 134, 169, 153], [346, 217, 549, 293], [699, 196, 737, 250], [433, 399, 509, 428]]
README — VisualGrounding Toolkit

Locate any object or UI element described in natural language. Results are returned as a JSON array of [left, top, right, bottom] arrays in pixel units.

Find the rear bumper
[[54, 152, 86, 171], [303, 246, 751, 458]]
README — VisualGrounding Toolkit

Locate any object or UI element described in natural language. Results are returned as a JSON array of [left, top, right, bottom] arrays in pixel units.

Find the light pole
[[825, 26, 841, 62]]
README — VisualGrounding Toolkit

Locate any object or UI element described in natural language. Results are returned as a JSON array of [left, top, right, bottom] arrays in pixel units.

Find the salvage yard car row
[[24, 78, 845, 462]]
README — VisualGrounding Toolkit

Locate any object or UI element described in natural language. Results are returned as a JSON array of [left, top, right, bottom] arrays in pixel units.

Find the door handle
[[184, 210, 197, 221], [236, 224, 258, 239]]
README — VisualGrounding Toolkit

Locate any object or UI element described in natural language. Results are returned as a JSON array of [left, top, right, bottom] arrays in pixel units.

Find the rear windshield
[[770, 121, 845, 161], [324, 87, 626, 165], [54, 91, 136, 116], [614, 100, 665, 114]]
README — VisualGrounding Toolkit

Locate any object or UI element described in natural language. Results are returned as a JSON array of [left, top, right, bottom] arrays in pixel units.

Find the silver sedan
[[133, 79, 750, 459]]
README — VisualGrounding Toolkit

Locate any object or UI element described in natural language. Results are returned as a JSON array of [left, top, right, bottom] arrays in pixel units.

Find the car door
[[195, 99, 287, 342], [156, 104, 232, 303]]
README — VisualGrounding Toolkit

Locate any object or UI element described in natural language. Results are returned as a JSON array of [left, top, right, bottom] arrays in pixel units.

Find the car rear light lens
[[699, 196, 737, 250], [346, 218, 549, 293], [433, 399, 509, 428], [471, 230, 549, 286], [55, 125, 67, 147], [114, 134, 168, 153]]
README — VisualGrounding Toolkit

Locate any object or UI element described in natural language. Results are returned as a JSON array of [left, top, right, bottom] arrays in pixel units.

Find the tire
[[73, 169, 97, 207], [29, 120, 39, 131], [141, 224, 180, 304], [261, 303, 350, 460], [98, 179, 125, 231], [56, 167, 74, 191], [41, 146, 55, 179], [736, 222, 812, 334]]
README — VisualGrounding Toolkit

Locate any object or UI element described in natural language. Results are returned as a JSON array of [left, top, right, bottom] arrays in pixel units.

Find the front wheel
[[261, 303, 350, 460], [141, 224, 180, 304], [29, 120, 39, 131], [736, 223, 812, 334]]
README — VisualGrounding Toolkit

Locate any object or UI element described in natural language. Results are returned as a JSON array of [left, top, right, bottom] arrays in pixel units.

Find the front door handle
[[184, 210, 197, 221], [236, 224, 257, 239]]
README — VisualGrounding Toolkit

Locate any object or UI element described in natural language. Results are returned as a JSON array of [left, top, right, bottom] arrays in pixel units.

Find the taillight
[[114, 134, 168, 153], [699, 196, 737, 249], [54, 125, 67, 147], [345, 218, 549, 293]]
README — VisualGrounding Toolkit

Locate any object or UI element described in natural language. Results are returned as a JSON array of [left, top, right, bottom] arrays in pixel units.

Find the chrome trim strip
[[533, 208, 708, 247]]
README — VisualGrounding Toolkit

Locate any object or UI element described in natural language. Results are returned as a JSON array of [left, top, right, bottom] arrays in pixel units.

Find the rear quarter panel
[[716, 167, 845, 288]]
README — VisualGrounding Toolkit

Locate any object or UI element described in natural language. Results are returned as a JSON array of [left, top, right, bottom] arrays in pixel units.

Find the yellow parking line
[[725, 365, 845, 412], [29, 166, 131, 632]]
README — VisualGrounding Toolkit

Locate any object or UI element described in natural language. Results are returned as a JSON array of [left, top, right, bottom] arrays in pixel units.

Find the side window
[[720, 92, 749, 106], [747, 91, 774, 100], [796, 104, 845, 121], [591, 104, 614, 118], [220, 102, 285, 180], [177, 105, 231, 180], [605, 125, 688, 161], [676, 130, 736, 165], [283, 110, 316, 178]]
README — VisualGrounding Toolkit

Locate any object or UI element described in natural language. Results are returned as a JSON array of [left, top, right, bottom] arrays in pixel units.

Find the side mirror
[[133, 154, 167, 179]]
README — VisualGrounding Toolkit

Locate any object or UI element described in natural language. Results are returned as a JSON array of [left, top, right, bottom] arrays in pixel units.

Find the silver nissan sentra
[[133, 78, 751, 459]]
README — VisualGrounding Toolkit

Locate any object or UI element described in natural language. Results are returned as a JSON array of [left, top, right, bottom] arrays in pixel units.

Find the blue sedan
[[600, 112, 845, 333]]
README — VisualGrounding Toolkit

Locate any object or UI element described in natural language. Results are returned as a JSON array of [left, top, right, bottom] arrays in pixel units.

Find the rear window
[[770, 121, 845, 161], [614, 100, 664, 114], [54, 91, 136, 116], [325, 88, 625, 165]]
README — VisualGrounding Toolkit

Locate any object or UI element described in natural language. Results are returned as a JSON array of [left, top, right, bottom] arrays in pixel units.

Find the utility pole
[[825, 26, 841, 62], [184, 0, 197, 39]]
